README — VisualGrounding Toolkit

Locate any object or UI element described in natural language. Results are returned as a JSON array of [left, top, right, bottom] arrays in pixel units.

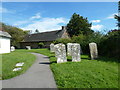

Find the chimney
[[62, 26, 67, 30]]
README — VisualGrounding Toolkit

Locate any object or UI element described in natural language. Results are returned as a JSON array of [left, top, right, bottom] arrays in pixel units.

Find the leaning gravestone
[[11, 46, 15, 51], [71, 43, 81, 62], [26, 46, 31, 50], [54, 43, 67, 63], [67, 43, 73, 56], [50, 43, 55, 52], [89, 42, 98, 60]]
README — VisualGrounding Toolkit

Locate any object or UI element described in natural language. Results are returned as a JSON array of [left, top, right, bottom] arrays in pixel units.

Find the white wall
[[0, 37, 11, 54]]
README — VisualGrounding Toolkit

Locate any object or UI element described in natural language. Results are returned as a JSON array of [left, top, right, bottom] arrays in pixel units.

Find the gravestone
[[15, 62, 24, 67], [50, 43, 55, 52], [67, 43, 73, 56], [13, 68, 22, 71], [26, 46, 31, 50], [54, 43, 67, 63], [71, 43, 81, 62], [89, 42, 98, 60], [11, 46, 15, 51]]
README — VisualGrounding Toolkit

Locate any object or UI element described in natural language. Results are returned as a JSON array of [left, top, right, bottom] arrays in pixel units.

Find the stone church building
[[20, 26, 69, 49]]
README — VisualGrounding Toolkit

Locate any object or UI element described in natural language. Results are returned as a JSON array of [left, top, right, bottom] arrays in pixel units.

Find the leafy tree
[[67, 13, 93, 37], [1, 22, 29, 48], [114, 1, 120, 29], [99, 30, 120, 60], [35, 29, 39, 33]]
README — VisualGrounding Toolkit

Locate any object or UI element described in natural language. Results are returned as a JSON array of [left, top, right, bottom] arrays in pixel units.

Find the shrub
[[99, 30, 120, 60], [71, 32, 104, 54], [53, 38, 72, 45], [38, 42, 44, 48]]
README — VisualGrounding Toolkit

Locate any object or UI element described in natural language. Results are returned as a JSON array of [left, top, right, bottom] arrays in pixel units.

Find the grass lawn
[[1, 51, 36, 80], [50, 56, 118, 88], [1, 49, 118, 88], [28, 49, 118, 88]]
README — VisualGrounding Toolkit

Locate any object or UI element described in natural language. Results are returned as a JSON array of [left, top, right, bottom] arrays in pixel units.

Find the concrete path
[[2, 53, 57, 88]]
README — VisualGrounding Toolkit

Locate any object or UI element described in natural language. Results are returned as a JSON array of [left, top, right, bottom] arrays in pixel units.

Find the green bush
[[99, 30, 120, 60], [38, 42, 44, 48], [53, 38, 72, 45], [71, 32, 104, 54]]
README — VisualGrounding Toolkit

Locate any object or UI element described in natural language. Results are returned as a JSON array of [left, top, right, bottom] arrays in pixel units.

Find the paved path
[[2, 53, 57, 88]]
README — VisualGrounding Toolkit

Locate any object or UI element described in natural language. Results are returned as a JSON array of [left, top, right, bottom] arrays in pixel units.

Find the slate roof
[[22, 29, 65, 42], [0, 31, 11, 38]]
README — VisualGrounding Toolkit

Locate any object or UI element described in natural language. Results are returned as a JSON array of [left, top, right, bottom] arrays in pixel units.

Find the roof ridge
[[31, 29, 62, 35]]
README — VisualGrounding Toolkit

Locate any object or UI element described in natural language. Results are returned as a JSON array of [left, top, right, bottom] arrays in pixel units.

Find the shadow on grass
[[49, 56, 55, 58], [39, 62, 50, 65], [97, 56, 119, 63], [67, 59, 72, 62], [43, 56, 49, 59], [81, 57, 90, 60], [39, 61, 57, 65], [48, 54, 118, 63]]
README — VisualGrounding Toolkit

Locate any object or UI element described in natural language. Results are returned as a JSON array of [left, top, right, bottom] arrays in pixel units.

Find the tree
[[114, 1, 120, 29], [35, 29, 39, 33], [1, 22, 29, 48], [67, 13, 93, 37]]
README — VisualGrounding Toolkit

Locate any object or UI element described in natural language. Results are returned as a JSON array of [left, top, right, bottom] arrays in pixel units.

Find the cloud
[[91, 25, 104, 31], [30, 13, 41, 20], [13, 21, 29, 26], [21, 17, 69, 32], [91, 20, 101, 23], [14, 13, 42, 26], [13, 12, 69, 32], [0, 7, 14, 13], [107, 13, 118, 19]]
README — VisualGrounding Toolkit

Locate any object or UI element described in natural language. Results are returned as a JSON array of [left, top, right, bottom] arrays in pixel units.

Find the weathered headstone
[[54, 43, 67, 63], [26, 46, 31, 50], [71, 43, 81, 62], [13, 68, 22, 71], [67, 43, 73, 56], [15, 62, 24, 67], [11, 46, 15, 51], [50, 43, 55, 52], [54, 44, 59, 58], [89, 42, 98, 60]]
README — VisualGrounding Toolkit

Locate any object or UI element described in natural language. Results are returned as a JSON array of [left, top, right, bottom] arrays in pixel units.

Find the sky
[[0, 2, 118, 33]]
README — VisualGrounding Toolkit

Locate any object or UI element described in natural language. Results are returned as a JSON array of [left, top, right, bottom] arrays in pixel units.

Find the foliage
[[38, 42, 44, 48], [71, 32, 104, 54], [1, 22, 29, 48], [67, 13, 94, 37], [99, 30, 120, 60], [114, 1, 120, 29], [35, 29, 39, 33], [53, 38, 72, 45], [53, 31, 104, 54], [2, 50, 36, 80]]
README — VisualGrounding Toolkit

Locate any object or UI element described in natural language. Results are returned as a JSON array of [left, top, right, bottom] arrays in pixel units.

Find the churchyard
[[1, 1, 119, 88], [1, 43, 118, 88]]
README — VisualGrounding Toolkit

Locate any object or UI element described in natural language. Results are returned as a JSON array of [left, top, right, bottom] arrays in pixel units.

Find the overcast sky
[[1, 2, 118, 33]]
